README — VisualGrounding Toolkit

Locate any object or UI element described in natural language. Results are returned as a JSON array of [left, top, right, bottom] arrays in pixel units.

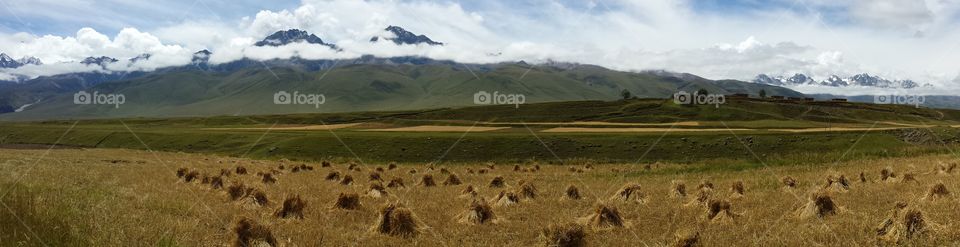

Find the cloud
[[0, 0, 958, 96]]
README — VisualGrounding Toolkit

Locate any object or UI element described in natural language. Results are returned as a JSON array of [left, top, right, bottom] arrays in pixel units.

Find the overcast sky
[[0, 0, 958, 94]]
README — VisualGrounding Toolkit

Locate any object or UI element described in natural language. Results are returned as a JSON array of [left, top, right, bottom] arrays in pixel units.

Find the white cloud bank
[[0, 0, 958, 95]]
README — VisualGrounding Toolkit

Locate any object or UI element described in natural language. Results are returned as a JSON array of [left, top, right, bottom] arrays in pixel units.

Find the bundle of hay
[[277, 164, 285, 170], [235, 166, 247, 175], [877, 202, 934, 244], [440, 168, 450, 174], [274, 195, 306, 219], [486, 164, 496, 170], [922, 182, 950, 201], [261, 173, 276, 184], [201, 174, 211, 184], [332, 192, 361, 210], [325, 171, 341, 181], [210, 176, 224, 190], [291, 166, 301, 173], [233, 218, 277, 247], [514, 165, 522, 172], [368, 183, 388, 198], [321, 161, 331, 168], [408, 169, 417, 174], [418, 174, 436, 187], [388, 163, 397, 170], [935, 163, 956, 175], [611, 183, 646, 204], [443, 174, 462, 186], [466, 168, 475, 174], [539, 223, 586, 247], [781, 176, 797, 189], [339, 175, 354, 185], [183, 171, 200, 183], [460, 185, 478, 198], [457, 200, 497, 225], [238, 188, 269, 208], [491, 191, 520, 206], [517, 181, 538, 199], [348, 163, 358, 170], [489, 176, 506, 188], [900, 173, 918, 184], [578, 203, 626, 230], [685, 187, 714, 208], [176, 168, 188, 178], [370, 203, 421, 238], [387, 178, 406, 188], [881, 167, 897, 181], [227, 183, 247, 201], [797, 191, 837, 219], [672, 229, 700, 247], [375, 167, 384, 173], [823, 174, 850, 193], [696, 181, 714, 190], [369, 172, 383, 182], [220, 169, 232, 177], [730, 180, 745, 198], [859, 172, 868, 183], [705, 199, 738, 224], [301, 164, 312, 171], [669, 181, 687, 199], [478, 169, 488, 174], [534, 165, 541, 171], [564, 185, 582, 200]]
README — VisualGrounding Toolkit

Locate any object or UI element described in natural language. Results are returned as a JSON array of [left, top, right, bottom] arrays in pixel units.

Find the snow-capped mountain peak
[[254, 29, 338, 50], [752, 72, 926, 89], [370, 25, 444, 46], [17, 56, 42, 66]]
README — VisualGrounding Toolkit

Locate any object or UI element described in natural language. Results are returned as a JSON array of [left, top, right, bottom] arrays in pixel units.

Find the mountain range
[[0, 53, 42, 68], [753, 73, 929, 89], [0, 27, 955, 119]]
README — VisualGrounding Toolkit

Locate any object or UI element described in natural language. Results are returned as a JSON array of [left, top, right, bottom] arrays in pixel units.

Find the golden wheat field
[[1, 148, 959, 246]]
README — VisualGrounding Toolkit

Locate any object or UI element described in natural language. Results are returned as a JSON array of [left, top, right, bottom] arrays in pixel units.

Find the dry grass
[[3, 148, 960, 246]]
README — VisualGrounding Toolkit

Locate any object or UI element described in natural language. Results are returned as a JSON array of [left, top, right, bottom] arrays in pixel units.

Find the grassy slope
[[2, 63, 804, 120], [1, 98, 958, 164]]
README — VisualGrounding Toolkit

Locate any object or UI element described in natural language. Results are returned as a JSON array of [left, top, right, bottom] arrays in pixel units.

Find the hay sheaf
[[489, 176, 506, 188], [876, 202, 939, 244], [730, 180, 745, 198], [611, 183, 646, 204], [781, 176, 797, 189], [564, 185, 582, 200], [685, 187, 714, 208], [370, 203, 421, 238], [332, 192, 361, 210], [443, 174, 462, 186], [233, 218, 277, 247], [491, 191, 520, 207], [517, 180, 538, 199], [368, 183, 388, 198], [339, 175, 354, 186], [881, 167, 897, 181], [797, 191, 838, 219], [578, 203, 627, 230], [823, 174, 850, 193], [672, 229, 700, 247], [922, 182, 950, 201], [274, 195, 306, 219], [325, 171, 341, 181], [387, 178, 406, 188], [705, 199, 739, 224], [669, 181, 687, 199], [457, 200, 497, 225], [418, 174, 437, 187], [540, 223, 586, 247]]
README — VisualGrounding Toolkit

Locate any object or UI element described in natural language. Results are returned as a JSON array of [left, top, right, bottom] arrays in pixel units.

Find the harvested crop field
[[361, 126, 510, 132], [2, 148, 959, 246]]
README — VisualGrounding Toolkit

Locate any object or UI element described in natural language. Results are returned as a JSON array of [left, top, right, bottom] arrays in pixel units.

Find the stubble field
[[1, 148, 959, 246]]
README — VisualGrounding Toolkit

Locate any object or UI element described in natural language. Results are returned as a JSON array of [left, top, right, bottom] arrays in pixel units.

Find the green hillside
[[2, 62, 802, 120]]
